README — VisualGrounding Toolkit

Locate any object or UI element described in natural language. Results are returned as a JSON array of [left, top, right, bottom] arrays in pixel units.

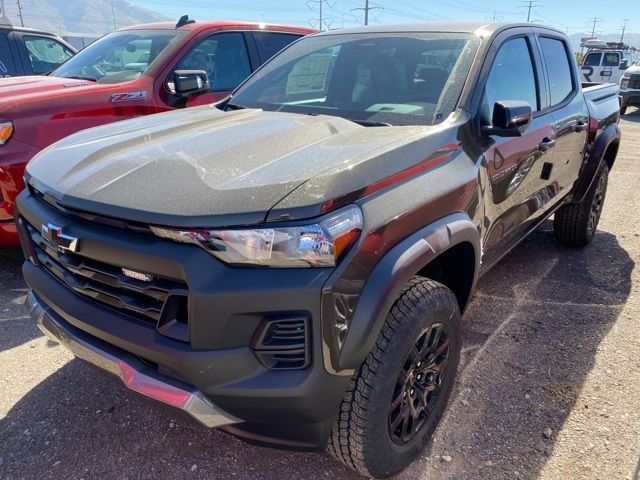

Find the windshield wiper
[[348, 119, 392, 127], [226, 103, 247, 111], [63, 75, 97, 82]]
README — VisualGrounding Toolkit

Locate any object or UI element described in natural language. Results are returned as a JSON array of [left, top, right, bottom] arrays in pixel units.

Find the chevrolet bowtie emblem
[[41, 223, 79, 254]]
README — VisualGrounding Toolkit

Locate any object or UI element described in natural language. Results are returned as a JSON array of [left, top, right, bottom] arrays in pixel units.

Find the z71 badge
[[111, 91, 148, 103]]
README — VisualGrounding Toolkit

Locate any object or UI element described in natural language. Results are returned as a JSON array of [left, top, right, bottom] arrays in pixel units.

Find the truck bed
[[582, 82, 620, 122]]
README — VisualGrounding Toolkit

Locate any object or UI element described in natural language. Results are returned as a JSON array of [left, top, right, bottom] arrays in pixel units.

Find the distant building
[[62, 32, 102, 50]]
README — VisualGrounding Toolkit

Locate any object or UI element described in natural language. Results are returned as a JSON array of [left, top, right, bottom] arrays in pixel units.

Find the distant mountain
[[569, 32, 640, 52], [2, 0, 170, 36]]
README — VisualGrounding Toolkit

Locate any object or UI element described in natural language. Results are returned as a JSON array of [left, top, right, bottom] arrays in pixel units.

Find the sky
[[134, 0, 640, 38]]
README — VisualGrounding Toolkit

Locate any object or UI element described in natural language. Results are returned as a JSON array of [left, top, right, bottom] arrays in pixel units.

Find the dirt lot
[[1, 113, 640, 480]]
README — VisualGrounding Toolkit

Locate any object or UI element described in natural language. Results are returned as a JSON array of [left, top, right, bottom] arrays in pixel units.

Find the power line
[[485, 10, 503, 22], [350, 0, 383, 26], [306, 0, 335, 31]]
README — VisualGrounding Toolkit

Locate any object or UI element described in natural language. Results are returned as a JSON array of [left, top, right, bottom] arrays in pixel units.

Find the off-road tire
[[554, 161, 609, 247], [620, 106, 627, 115], [326, 278, 461, 478]]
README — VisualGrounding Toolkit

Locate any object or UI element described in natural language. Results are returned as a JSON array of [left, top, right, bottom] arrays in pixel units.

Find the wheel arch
[[335, 212, 480, 372], [571, 123, 620, 204]]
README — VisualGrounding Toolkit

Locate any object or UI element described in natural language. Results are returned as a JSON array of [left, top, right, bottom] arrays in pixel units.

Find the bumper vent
[[251, 316, 310, 370]]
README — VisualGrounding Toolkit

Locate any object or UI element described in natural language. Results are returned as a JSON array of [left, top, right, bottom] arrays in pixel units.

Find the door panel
[[478, 34, 557, 260], [538, 36, 589, 194]]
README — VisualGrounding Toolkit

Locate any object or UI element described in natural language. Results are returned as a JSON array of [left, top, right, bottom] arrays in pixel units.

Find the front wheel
[[554, 162, 609, 247], [327, 278, 461, 478]]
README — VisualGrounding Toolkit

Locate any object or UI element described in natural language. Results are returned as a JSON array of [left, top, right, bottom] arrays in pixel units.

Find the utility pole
[[16, 0, 24, 27], [521, 0, 540, 23], [620, 19, 629, 43], [350, 0, 383, 26], [110, 0, 117, 31], [306, 0, 335, 31], [589, 17, 601, 38]]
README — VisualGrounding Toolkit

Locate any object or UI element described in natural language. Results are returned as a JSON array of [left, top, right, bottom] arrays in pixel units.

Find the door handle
[[538, 138, 556, 152], [574, 121, 588, 132]]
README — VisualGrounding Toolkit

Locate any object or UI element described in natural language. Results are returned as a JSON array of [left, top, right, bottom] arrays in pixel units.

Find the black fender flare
[[571, 123, 620, 204], [335, 212, 481, 372]]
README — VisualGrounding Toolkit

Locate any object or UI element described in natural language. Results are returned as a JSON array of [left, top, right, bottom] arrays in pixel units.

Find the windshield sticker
[[111, 91, 148, 103], [286, 53, 332, 95]]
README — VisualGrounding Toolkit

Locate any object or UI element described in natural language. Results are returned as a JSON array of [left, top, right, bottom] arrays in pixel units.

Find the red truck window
[[173, 32, 251, 92]]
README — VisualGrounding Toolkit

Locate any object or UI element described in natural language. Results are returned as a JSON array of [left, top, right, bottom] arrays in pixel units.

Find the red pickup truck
[[0, 17, 313, 245]]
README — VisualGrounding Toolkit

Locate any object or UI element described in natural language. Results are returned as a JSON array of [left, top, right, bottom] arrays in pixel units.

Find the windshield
[[231, 32, 479, 126], [52, 29, 183, 84]]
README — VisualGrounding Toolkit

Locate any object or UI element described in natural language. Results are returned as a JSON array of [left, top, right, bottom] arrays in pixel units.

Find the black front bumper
[[620, 89, 640, 107], [17, 190, 351, 449]]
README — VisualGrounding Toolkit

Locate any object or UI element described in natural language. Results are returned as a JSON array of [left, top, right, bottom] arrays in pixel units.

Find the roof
[[0, 24, 67, 37], [121, 20, 315, 35], [315, 21, 564, 37]]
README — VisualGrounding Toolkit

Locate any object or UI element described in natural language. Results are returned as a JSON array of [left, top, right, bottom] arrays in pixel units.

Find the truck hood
[[0, 75, 99, 106], [26, 105, 426, 227], [624, 65, 640, 76]]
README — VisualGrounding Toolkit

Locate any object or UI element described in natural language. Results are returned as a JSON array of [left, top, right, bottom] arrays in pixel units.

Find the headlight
[[0, 120, 13, 145], [151, 205, 363, 268], [621, 78, 629, 88]]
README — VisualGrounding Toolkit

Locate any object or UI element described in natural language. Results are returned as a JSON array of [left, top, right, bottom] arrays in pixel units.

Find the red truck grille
[[23, 221, 188, 329]]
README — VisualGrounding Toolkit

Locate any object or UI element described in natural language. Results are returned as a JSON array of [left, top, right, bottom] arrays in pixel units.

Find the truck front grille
[[24, 221, 188, 328], [629, 76, 640, 89]]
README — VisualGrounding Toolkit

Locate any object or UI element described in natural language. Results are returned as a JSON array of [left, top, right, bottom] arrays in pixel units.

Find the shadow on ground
[[0, 223, 633, 480], [402, 222, 633, 479], [0, 248, 34, 352]]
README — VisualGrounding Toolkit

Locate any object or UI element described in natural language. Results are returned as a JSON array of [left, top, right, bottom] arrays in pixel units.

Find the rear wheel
[[326, 278, 461, 478], [554, 161, 609, 247], [620, 106, 628, 115]]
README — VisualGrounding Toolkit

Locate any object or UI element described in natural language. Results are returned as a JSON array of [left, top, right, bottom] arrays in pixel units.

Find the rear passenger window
[[539, 37, 574, 106], [483, 37, 539, 121], [254, 32, 301, 63], [583, 52, 601, 66]]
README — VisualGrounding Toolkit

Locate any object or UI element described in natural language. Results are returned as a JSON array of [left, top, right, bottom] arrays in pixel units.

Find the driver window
[[481, 37, 539, 124], [172, 32, 251, 92]]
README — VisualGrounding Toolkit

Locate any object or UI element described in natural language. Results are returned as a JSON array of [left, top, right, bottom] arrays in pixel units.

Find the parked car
[[18, 22, 621, 478], [579, 43, 638, 84], [619, 57, 640, 114], [0, 24, 76, 77], [0, 17, 314, 245]]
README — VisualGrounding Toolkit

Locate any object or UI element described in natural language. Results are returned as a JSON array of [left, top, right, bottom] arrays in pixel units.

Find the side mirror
[[482, 100, 533, 137], [620, 59, 629, 70], [173, 70, 210, 97]]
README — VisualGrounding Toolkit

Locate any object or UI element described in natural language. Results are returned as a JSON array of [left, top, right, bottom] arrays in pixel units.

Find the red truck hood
[[0, 76, 97, 97]]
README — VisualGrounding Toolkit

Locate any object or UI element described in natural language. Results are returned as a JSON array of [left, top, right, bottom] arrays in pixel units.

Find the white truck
[[579, 40, 638, 84]]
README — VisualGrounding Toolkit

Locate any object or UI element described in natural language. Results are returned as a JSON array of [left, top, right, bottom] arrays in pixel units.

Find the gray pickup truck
[[17, 22, 621, 478]]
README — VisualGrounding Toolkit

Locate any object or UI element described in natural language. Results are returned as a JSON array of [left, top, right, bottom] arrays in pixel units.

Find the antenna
[[176, 15, 196, 29], [351, 0, 383, 26]]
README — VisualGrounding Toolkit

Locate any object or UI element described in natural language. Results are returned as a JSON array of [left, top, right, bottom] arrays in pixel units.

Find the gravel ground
[[1, 113, 640, 480]]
